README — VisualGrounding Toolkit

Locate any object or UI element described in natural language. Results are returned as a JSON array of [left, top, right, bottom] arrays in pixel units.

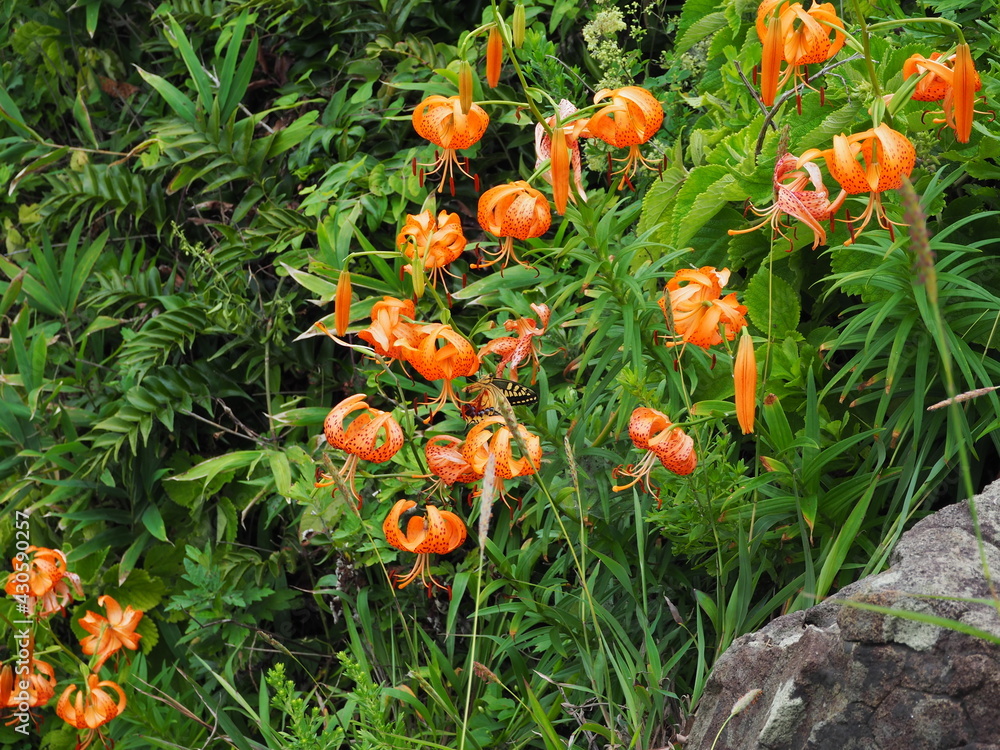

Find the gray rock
[[686, 481, 1000, 749]]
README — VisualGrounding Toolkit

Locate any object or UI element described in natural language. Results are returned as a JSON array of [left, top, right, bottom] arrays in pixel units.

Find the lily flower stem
[[867, 17, 964, 40], [848, 0, 890, 126], [487, 0, 550, 133]]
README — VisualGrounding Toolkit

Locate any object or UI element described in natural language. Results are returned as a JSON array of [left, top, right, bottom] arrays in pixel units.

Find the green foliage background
[[1, 0, 999, 747]]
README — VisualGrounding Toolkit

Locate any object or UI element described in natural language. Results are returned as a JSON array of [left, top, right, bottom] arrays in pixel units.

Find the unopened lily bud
[[512, 4, 526, 48], [550, 127, 569, 215], [458, 60, 474, 114], [334, 268, 352, 337], [486, 26, 503, 88]]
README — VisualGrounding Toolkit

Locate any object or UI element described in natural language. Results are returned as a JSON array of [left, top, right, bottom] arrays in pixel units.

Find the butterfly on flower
[[462, 375, 538, 426]]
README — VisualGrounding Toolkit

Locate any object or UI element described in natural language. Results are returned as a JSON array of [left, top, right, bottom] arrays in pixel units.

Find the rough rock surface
[[686, 481, 1000, 750]]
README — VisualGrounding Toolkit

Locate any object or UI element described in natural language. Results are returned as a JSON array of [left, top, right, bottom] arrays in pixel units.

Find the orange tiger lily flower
[[613, 407, 696, 502], [486, 26, 503, 88], [5, 546, 83, 618], [5, 546, 68, 597], [79, 595, 143, 671], [57, 673, 126, 750], [462, 415, 542, 479], [357, 297, 419, 361], [903, 52, 953, 102], [425, 435, 483, 486], [320, 394, 404, 504], [383, 499, 467, 592], [478, 303, 550, 381], [903, 48, 982, 143], [756, 1, 844, 104], [586, 86, 664, 188], [728, 153, 845, 249], [399, 323, 480, 414], [734, 330, 757, 434], [659, 267, 748, 350], [535, 100, 589, 213], [800, 123, 915, 242], [412, 95, 489, 194], [7, 655, 56, 710], [397, 210, 467, 293], [475, 181, 551, 269]]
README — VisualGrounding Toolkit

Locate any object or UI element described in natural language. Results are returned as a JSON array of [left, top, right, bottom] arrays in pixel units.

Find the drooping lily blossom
[[903, 47, 982, 143], [78, 595, 144, 671], [320, 394, 405, 504], [756, 0, 845, 105], [425, 435, 484, 486], [357, 297, 419, 361], [56, 673, 126, 750], [383, 499, 467, 592], [658, 267, 748, 350], [800, 123, 916, 242], [586, 86, 664, 188], [5, 654, 56, 710], [397, 211, 467, 292], [475, 181, 551, 269], [728, 152, 845, 249], [399, 323, 480, 414], [613, 407, 696, 502], [462, 415, 542, 479], [478, 303, 550, 381], [5, 546, 84, 618], [734, 329, 757, 435], [903, 52, 953, 102], [535, 100, 590, 214], [412, 95, 490, 193]]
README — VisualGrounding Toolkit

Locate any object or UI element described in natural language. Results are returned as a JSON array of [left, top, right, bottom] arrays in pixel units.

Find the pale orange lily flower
[[357, 297, 419, 360], [5, 546, 68, 597], [659, 267, 748, 349], [399, 323, 480, 414], [412, 95, 489, 194], [586, 86, 664, 188], [535, 101, 589, 214], [397, 210, 467, 291], [734, 330, 757, 434], [800, 123, 915, 242], [475, 181, 551, 269], [383, 499, 467, 592], [57, 673, 126, 750], [5, 651, 56, 710], [5, 546, 83, 618], [320, 394, 405, 505], [728, 153, 845, 249], [478, 303, 550, 381], [613, 407, 696, 502], [79, 595, 144, 671]]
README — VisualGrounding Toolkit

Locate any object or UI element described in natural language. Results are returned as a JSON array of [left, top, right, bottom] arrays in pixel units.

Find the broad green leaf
[[135, 66, 196, 122], [745, 269, 800, 337], [675, 11, 728, 54]]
